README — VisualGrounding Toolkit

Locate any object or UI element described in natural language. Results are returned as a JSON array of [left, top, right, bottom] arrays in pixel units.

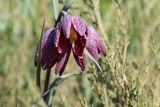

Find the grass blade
[[53, 0, 59, 20], [63, 0, 75, 11], [85, 49, 102, 72], [36, 18, 45, 90]]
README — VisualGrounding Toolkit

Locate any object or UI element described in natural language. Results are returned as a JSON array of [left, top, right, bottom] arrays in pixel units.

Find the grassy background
[[0, 0, 160, 106]]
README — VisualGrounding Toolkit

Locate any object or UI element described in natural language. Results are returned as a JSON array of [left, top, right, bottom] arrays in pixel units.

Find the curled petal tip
[[55, 36, 71, 75], [73, 52, 86, 71]]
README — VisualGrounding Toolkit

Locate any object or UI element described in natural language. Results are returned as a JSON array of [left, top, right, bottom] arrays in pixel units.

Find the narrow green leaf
[[46, 72, 86, 106], [53, 0, 59, 20], [36, 18, 45, 90], [63, 0, 75, 11], [49, 72, 84, 91], [85, 49, 103, 72]]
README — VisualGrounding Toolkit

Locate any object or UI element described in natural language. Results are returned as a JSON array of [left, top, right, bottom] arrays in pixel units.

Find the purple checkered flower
[[34, 14, 106, 75]]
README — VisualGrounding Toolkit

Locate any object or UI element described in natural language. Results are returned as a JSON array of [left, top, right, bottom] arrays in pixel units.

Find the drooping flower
[[34, 14, 106, 75]]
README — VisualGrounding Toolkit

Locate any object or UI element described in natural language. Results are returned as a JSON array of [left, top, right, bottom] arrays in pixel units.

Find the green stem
[[54, 0, 75, 27], [43, 69, 51, 105]]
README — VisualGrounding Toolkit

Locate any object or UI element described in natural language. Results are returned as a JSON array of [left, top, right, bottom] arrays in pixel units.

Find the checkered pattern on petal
[[62, 15, 72, 38], [72, 16, 86, 36], [41, 29, 59, 70], [55, 35, 71, 75]]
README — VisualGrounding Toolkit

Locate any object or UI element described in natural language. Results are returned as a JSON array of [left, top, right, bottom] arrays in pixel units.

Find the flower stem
[[54, 0, 75, 27], [43, 69, 51, 104]]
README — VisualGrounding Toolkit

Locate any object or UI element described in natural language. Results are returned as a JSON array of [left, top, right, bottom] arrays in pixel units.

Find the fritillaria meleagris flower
[[34, 14, 106, 75]]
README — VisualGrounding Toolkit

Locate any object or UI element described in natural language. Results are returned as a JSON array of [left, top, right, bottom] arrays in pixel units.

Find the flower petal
[[62, 15, 72, 38], [56, 22, 62, 30], [53, 29, 60, 47], [72, 16, 86, 36], [41, 29, 59, 70], [73, 52, 86, 71], [72, 35, 86, 57], [86, 40, 99, 61], [86, 26, 106, 54], [34, 29, 54, 67], [55, 35, 71, 75]]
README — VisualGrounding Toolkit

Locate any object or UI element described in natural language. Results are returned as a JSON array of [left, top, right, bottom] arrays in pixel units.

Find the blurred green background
[[0, 0, 160, 107]]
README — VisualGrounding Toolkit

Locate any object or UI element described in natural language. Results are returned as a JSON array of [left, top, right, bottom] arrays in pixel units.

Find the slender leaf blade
[[53, 0, 59, 20], [85, 49, 103, 72], [36, 18, 45, 90]]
